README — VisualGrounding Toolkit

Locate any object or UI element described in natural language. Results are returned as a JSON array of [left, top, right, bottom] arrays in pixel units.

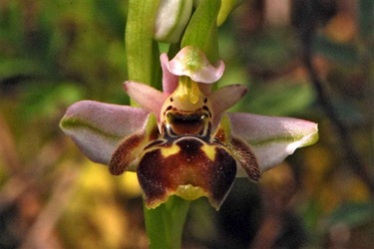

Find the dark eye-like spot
[[170, 97, 174, 102], [204, 97, 208, 103]]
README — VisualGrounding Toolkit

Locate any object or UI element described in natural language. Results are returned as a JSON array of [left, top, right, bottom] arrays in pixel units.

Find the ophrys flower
[[60, 46, 318, 209]]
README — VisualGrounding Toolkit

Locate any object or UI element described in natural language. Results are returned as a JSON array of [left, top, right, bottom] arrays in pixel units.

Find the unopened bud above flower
[[154, 0, 193, 43]]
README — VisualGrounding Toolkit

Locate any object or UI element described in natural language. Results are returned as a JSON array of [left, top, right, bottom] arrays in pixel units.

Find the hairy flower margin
[[60, 46, 318, 210]]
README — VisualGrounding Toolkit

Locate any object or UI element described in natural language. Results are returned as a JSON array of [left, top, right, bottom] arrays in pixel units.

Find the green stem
[[125, 0, 160, 105], [144, 196, 191, 249]]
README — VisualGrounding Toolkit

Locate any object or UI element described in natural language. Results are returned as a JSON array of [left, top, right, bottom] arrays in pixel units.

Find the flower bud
[[154, 0, 193, 43]]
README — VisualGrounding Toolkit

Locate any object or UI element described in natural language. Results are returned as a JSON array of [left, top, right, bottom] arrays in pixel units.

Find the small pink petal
[[160, 53, 178, 94], [198, 83, 212, 95], [60, 100, 149, 164], [123, 81, 169, 117], [210, 84, 247, 120], [228, 113, 318, 172]]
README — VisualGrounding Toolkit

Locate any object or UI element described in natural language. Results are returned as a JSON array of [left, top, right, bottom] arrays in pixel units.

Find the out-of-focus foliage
[[0, 0, 373, 248]]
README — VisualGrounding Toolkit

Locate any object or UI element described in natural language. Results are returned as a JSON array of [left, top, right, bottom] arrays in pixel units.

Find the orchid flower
[[60, 46, 318, 210]]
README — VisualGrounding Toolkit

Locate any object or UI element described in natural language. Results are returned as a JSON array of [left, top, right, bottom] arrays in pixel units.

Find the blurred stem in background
[[294, 0, 374, 195]]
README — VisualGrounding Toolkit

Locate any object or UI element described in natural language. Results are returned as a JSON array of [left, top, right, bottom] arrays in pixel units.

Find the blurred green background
[[0, 0, 373, 248]]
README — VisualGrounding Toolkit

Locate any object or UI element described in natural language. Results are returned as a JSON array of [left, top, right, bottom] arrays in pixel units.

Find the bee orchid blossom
[[60, 46, 318, 209]]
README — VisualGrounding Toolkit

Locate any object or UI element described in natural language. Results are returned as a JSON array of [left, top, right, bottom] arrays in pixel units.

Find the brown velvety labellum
[[137, 137, 237, 208]]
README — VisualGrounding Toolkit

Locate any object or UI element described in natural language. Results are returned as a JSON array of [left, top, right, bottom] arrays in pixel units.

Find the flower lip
[[137, 135, 237, 210]]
